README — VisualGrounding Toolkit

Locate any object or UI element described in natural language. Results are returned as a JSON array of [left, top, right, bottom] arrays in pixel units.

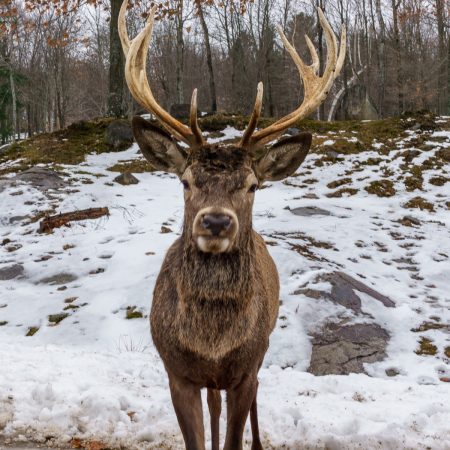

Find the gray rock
[[308, 323, 389, 376], [0, 264, 24, 281], [285, 127, 300, 136], [105, 120, 133, 151], [39, 272, 77, 285], [289, 206, 332, 217], [321, 271, 395, 313], [114, 172, 139, 185], [12, 167, 66, 191]]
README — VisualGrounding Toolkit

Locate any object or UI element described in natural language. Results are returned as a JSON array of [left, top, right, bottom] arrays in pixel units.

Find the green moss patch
[[26, 326, 39, 336], [326, 188, 359, 198], [404, 196, 435, 212], [48, 313, 69, 324], [0, 118, 118, 170], [107, 159, 154, 173], [429, 176, 449, 186], [411, 322, 450, 332], [327, 177, 352, 189], [126, 306, 144, 319], [415, 337, 438, 356], [365, 180, 396, 197]]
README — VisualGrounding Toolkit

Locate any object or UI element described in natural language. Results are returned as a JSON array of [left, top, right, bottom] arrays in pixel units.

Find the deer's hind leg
[[207, 388, 222, 450]]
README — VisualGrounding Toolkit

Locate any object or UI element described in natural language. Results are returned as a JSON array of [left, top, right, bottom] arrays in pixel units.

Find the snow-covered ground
[[0, 122, 449, 449]]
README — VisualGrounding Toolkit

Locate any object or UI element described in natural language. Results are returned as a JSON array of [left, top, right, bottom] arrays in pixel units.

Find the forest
[[0, 0, 449, 144]]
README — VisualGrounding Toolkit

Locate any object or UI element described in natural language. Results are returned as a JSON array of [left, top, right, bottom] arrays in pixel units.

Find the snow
[[1, 121, 449, 449]]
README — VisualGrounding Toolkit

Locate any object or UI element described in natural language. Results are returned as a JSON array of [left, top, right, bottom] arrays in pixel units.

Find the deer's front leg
[[223, 373, 258, 450], [168, 373, 205, 450]]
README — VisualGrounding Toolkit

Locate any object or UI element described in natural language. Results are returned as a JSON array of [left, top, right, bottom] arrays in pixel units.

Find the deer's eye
[[248, 183, 258, 193], [182, 180, 190, 190]]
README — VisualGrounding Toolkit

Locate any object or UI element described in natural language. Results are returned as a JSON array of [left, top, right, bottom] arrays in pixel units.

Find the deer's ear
[[255, 133, 312, 182], [132, 116, 188, 176]]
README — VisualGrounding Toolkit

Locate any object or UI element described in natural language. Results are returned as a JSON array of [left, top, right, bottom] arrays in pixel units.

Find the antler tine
[[119, 0, 204, 147], [240, 8, 346, 148], [305, 35, 320, 75], [190, 89, 205, 145], [240, 82, 263, 147]]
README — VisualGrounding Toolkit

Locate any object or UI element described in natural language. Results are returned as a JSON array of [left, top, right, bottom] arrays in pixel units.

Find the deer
[[119, 2, 345, 449]]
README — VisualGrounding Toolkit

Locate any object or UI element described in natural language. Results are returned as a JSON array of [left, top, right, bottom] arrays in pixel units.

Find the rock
[[170, 103, 191, 119], [0, 264, 24, 281], [308, 323, 389, 376], [288, 206, 332, 217], [437, 148, 450, 163], [9, 215, 28, 224], [385, 368, 400, 377], [285, 127, 300, 136], [39, 272, 77, 285], [321, 271, 395, 313], [12, 167, 66, 191], [114, 172, 139, 185], [105, 120, 134, 151]]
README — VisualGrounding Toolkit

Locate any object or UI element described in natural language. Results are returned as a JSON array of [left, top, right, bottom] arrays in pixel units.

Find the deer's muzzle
[[193, 207, 238, 254]]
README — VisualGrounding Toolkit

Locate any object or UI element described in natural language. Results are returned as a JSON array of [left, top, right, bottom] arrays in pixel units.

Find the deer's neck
[[178, 232, 255, 304]]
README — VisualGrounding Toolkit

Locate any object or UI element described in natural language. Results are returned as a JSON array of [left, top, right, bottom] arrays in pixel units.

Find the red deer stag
[[119, 2, 345, 449]]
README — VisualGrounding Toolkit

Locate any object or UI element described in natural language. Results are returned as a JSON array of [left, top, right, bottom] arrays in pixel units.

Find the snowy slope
[[0, 122, 449, 449]]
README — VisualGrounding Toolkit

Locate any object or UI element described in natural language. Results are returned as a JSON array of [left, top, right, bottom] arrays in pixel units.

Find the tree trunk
[[375, 0, 386, 117], [196, 1, 217, 112], [9, 68, 16, 143], [316, 0, 325, 120], [448, 34, 450, 115], [175, 0, 185, 104], [108, 0, 126, 117], [436, 0, 446, 114], [392, 0, 403, 114]]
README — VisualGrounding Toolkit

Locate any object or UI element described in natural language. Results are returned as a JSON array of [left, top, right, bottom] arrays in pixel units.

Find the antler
[[119, 0, 204, 147], [240, 9, 346, 148]]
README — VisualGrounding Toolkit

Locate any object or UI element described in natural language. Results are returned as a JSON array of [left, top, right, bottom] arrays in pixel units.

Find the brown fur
[[150, 145, 279, 450], [132, 121, 311, 450]]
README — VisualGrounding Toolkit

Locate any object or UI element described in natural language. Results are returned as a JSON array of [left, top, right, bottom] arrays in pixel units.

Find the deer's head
[[119, 1, 345, 255]]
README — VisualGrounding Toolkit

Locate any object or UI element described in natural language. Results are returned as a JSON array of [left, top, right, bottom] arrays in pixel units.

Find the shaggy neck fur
[[179, 226, 255, 304], [174, 224, 258, 361]]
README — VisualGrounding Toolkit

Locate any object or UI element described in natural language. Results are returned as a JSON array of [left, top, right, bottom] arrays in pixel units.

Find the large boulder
[[308, 323, 389, 376], [11, 167, 66, 191], [0, 264, 24, 281], [105, 120, 134, 151], [296, 271, 395, 376]]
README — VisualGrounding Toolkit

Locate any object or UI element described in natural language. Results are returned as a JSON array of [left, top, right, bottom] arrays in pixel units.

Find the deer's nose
[[202, 214, 231, 236]]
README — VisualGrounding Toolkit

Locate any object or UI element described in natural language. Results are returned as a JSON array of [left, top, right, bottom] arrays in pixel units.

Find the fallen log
[[38, 207, 109, 233]]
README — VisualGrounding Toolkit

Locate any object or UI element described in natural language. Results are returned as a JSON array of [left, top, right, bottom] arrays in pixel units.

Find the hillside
[[0, 114, 449, 449]]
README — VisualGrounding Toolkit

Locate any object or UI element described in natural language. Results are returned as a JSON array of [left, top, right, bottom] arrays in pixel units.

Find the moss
[[326, 187, 359, 198], [411, 322, 449, 332], [445, 347, 450, 358], [364, 157, 383, 166], [327, 177, 352, 189], [404, 196, 435, 212], [0, 118, 118, 169], [126, 306, 143, 319], [365, 180, 396, 197], [26, 326, 39, 336], [429, 176, 449, 186], [107, 159, 154, 173], [48, 313, 69, 324], [415, 337, 438, 356]]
